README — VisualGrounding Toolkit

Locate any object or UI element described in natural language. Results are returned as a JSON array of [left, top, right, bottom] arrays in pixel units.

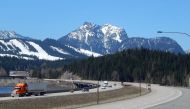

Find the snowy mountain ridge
[[0, 39, 62, 60], [0, 38, 88, 60], [0, 22, 185, 60], [0, 31, 29, 40], [59, 22, 184, 55], [59, 22, 128, 54]]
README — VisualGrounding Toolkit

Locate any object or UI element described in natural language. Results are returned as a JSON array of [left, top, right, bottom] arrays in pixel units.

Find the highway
[[0, 81, 122, 101], [1, 81, 187, 109], [79, 83, 182, 109], [148, 87, 190, 109]]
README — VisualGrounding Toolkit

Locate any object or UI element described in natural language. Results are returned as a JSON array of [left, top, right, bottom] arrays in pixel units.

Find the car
[[82, 87, 89, 92], [101, 86, 106, 89], [108, 85, 112, 88]]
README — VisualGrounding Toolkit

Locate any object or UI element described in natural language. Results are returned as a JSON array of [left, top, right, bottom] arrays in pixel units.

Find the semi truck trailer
[[11, 82, 47, 97]]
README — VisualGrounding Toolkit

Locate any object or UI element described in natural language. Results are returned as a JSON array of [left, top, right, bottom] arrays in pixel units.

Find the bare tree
[[111, 71, 119, 81], [0, 67, 7, 77]]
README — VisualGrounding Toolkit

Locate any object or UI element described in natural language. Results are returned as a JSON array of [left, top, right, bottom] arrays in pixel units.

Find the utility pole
[[139, 71, 141, 96], [97, 71, 100, 104], [97, 80, 100, 104]]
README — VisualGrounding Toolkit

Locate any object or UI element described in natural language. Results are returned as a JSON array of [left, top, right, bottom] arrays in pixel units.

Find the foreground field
[[0, 85, 148, 109]]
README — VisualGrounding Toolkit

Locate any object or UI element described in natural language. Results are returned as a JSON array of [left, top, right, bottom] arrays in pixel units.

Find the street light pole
[[97, 80, 100, 104], [97, 72, 100, 104], [139, 71, 141, 96], [157, 31, 190, 87], [157, 31, 190, 37]]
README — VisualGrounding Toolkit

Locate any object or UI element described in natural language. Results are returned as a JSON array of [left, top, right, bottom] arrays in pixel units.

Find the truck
[[11, 82, 47, 97]]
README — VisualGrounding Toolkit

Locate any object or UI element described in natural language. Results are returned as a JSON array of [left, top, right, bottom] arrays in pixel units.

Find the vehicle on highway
[[11, 82, 47, 97], [103, 81, 108, 87], [101, 86, 106, 89], [82, 87, 89, 92], [107, 85, 112, 88]]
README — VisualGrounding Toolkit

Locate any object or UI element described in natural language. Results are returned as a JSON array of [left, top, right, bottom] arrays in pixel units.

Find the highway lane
[[79, 83, 182, 109], [0, 81, 122, 101], [148, 87, 190, 109], [2, 81, 185, 109]]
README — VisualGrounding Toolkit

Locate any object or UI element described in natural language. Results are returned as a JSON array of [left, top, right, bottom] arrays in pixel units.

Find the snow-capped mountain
[[0, 22, 185, 60], [0, 31, 29, 40], [59, 22, 128, 54], [58, 22, 184, 55], [0, 33, 87, 60]]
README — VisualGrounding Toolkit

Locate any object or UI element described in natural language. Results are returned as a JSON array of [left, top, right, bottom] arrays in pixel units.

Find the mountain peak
[[101, 24, 124, 33], [65, 22, 127, 43], [0, 31, 17, 39], [0, 30, 27, 40], [101, 24, 126, 43], [80, 22, 96, 30], [83, 22, 94, 26], [58, 22, 184, 55], [185, 49, 190, 54]]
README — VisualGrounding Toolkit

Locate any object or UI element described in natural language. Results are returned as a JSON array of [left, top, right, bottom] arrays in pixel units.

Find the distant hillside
[[0, 56, 76, 78], [63, 48, 190, 86]]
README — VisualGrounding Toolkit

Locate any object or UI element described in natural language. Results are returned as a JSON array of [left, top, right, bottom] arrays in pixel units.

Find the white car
[[108, 85, 112, 88], [101, 86, 106, 89]]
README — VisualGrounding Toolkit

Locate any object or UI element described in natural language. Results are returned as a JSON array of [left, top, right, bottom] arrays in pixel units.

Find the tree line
[[0, 56, 75, 78], [1, 48, 190, 86], [63, 48, 190, 86]]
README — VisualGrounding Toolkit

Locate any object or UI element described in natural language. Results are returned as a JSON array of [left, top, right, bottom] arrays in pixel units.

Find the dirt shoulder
[[0, 85, 149, 109]]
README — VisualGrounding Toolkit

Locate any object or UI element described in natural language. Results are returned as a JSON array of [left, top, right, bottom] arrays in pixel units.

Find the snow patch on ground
[[0, 39, 63, 60], [0, 40, 17, 51], [50, 46, 70, 55], [0, 54, 33, 60], [66, 45, 102, 57], [10, 39, 30, 54], [79, 48, 102, 57], [27, 41, 63, 60]]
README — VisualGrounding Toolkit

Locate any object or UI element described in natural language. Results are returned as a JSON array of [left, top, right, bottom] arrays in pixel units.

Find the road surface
[[0, 81, 122, 101], [148, 87, 190, 109], [79, 83, 182, 109], [1, 81, 185, 109]]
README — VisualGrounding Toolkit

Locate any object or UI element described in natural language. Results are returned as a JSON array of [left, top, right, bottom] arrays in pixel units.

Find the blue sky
[[0, 0, 190, 50]]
